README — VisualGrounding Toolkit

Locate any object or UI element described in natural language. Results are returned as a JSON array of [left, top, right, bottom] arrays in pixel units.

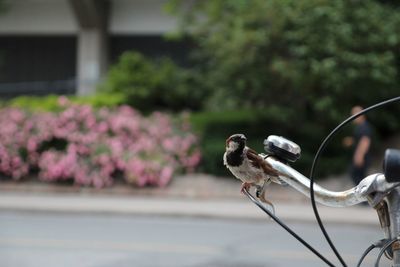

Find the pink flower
[[0, 103, 201, 187], [27, 138, 38, 152], [58, 96, 70, 107], [159, 166, 174, 187]]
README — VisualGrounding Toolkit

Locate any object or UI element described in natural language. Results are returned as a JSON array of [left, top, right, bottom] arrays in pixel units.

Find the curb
[[0, 192, 380, 226]]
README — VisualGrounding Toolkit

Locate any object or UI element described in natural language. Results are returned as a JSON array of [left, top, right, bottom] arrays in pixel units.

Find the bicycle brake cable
[[309, 96, 400, 267], [375, 237, 398, 267], [242, 187, 336, 267], [357, 243, 378, 267], [357, 239, 387, 267]]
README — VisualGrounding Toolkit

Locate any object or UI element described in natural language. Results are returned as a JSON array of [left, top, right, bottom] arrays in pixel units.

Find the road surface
[[0, 211, 388, 267]]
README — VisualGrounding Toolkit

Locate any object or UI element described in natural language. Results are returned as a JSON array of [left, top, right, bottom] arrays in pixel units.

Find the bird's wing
[[246, 147, 279, 177]]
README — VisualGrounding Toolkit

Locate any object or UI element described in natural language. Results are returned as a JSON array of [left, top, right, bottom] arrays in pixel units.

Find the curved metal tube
[[265, 156, 367, 207]]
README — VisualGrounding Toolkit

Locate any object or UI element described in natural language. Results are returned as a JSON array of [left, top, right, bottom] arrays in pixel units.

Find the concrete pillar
[[69, 0, 109, 96], [76, 28, 108, 95]]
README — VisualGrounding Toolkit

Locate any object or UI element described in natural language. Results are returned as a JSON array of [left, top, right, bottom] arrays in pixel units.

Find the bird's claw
[[240, 181, 276, 216], [261, 201, 275, 216], [258, 193, 275, 216], [240, 182, 251, 193], [256, 180, 275, 216], [255, 185, 262, 198]]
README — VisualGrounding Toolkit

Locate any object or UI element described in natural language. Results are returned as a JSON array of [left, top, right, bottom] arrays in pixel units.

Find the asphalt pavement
[[0, 212, 386, 267]]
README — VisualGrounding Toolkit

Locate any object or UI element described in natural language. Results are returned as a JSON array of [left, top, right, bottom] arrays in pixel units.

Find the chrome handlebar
[[263, 155, 400, 208]]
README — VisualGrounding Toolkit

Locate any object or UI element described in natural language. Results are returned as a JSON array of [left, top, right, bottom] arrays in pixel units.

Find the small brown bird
[[223, 134, 280, 206]]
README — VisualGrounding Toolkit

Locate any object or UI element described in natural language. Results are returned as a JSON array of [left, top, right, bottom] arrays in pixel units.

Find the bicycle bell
[[264, 135, 301, 162]]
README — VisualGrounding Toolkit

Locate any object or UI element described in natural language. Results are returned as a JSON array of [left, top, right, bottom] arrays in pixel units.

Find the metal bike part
[[264, 135, 301, 162], [383, 148, 400, 182], [262, 155, 400, 208], [377, 148, 400, 264], [384, 149, 400, 183], [385, 188, 400, 266], [263, 155, 366, 207], [375, 201, 391, 244]]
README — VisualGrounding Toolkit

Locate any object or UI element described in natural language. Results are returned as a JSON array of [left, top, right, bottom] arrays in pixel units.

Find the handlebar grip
[[383, 149, 400, 183]]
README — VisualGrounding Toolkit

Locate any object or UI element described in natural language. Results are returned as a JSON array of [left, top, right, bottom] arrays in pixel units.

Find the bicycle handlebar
[[263, 155, 399, 207], [258, 132, 400, 265]]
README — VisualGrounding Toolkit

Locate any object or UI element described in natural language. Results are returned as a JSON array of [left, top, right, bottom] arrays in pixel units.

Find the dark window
[[0, 36, 76, 96]]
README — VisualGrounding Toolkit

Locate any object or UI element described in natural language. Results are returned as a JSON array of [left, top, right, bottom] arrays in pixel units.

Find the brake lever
[[358, 174, 400, 207], [360, 174, 400, 195]]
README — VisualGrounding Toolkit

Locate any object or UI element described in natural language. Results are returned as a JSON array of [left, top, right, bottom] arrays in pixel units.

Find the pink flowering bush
[[0, 98, 201, 188]]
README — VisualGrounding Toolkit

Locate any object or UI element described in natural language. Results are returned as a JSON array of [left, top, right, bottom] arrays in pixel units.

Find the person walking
[[343, 106, 373, 185]]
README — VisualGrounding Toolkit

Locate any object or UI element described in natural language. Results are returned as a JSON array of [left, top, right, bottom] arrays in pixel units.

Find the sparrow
[[223, 133, 281, 209]]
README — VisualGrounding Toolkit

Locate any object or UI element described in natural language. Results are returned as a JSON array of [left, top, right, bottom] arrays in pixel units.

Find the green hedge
[[7, 93, 125, 112], [190, 108, 350, 178]]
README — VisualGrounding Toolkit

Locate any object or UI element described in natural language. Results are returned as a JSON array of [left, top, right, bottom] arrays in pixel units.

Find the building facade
[[0, 0, 187, 96]]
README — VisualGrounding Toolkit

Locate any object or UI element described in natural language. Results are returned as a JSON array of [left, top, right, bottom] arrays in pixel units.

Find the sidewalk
[[0, 174, 380, 226]]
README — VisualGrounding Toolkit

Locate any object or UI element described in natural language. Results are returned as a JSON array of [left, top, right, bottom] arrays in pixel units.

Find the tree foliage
[[165, 0, 400, 176], [0, 0, 6, 13], [0, 0, 8, 68], [167, 0, 400, 128]]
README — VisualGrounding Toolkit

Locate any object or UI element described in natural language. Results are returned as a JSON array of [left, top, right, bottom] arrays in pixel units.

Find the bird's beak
[[226, 137, 232, 147]]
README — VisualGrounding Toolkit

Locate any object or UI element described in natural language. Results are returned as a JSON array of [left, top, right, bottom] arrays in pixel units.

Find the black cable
[[309, 96, 400, 267], [356, 243, 378, 267], [242, 188, 337, 267], [375, 237, 398, 267], [357, 239, 391, 267]]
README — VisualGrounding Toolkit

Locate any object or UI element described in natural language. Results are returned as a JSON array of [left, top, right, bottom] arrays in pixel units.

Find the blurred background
[[0, 0, 399, 266]]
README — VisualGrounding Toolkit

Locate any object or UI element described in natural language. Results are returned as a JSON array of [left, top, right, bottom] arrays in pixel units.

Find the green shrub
[[71, 93, 125, 108], [9, 95, 62, 112], [100, 51, 207, 112], [8, 93, 126, 112]]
